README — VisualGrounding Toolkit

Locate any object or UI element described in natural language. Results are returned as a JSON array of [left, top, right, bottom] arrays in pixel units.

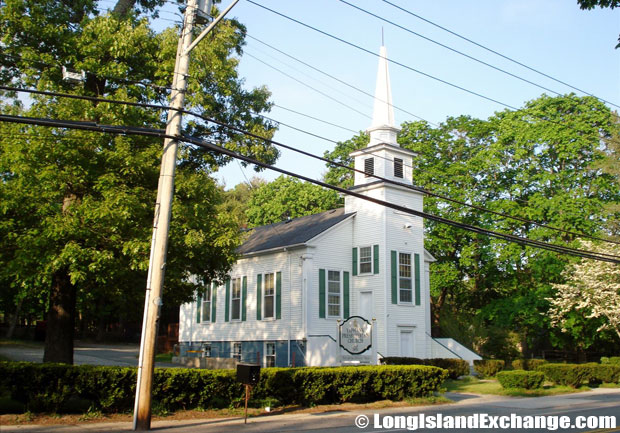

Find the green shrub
[[381, 357, 469, 379], [600, 356, 620, 366], [537, 364, 591, 388], [0, 362, 447, 413], [473, 360, 505, 377], [496, 370, 545, 389], [586, 364, 620, 384], [511, 359, 547, 371]]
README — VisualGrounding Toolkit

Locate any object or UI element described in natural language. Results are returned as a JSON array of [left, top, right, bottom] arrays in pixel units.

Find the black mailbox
[[237, 363, 261, 385]]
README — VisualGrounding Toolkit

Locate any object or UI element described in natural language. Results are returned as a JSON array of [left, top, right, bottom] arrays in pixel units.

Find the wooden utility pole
[[133, 0, 238, 430]]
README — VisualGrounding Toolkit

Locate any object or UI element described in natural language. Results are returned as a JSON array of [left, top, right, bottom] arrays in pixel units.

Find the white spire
[[367, 45, 400, 147]]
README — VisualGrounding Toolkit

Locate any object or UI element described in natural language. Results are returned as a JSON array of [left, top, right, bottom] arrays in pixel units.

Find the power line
[[382, 0, 620, 110], [245, 0, 519, 110], [243, 52, 372, 120], [3, 84, 618, 247], [245, 33, 434, 125], [242, 1, 620, 148], [1, 112, 618, 263], [339, 0, 569, 101]]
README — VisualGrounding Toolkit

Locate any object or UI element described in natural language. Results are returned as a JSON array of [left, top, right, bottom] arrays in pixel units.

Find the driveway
[[0, 341, 177, 367]]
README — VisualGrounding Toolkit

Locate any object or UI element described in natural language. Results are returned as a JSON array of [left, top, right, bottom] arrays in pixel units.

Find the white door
[[359, 291, 372, 320], [400, 330, 414, 357]]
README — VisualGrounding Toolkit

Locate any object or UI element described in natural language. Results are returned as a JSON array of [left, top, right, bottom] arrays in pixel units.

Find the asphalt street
[[2, 388, 619, 433]]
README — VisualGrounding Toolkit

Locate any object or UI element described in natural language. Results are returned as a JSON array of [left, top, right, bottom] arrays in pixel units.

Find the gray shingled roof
[[237, 208, 355, 255]]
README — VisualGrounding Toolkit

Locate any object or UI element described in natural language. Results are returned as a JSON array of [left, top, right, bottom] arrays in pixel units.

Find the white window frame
[[263, 272, 276, 319], [359, 245, 373, 275], [232, 342, 242, 361], [264, 341, 276, 367], [327, 270, 342, 319], [230, 277, 241, 321], [201, 285, 212, 323], [398, 252, 413, 304], [202, 343, 211, 358]]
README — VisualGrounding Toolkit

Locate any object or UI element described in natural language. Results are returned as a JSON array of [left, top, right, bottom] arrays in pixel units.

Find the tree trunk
[[43, 270, 77, 364], [6, 297, 23, 339]]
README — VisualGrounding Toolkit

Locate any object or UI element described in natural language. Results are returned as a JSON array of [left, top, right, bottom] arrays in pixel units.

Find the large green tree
[[324, 94, 620, 357], [245, 175, 342, 227], [0, 0, 277, 362]]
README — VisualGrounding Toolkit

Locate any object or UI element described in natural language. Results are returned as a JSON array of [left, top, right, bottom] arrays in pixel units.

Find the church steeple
[[348, 44, 414, 188], [367, 45, 400, 147]]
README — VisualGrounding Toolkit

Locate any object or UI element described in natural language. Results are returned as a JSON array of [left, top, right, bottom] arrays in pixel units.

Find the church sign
[[339, 316, 372, 355]]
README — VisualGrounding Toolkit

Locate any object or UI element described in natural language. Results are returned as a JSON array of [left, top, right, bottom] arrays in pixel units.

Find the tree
[[245, 175, 342, 227], [548, 241, 620, 344], [0, 0, 277, 362], [577, 0, 620, 48], [323, 94, 620, 357], [219, 177, 266, 229]]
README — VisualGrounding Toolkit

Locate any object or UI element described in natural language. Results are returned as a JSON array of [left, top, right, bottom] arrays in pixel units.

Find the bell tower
[[349, 45, 415, 188]]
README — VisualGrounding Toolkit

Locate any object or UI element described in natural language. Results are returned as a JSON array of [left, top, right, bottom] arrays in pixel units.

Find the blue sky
[[147, 0, 619, 189]]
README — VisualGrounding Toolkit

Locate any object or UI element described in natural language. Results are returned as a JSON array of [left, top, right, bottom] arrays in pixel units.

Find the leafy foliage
[[496, 370, 545, 389], [473, 359, 505, 377], [511, 359, 547, 371], [0, 362, 447, 413], [0, 0, 279, 361], [245, 175, 342, 227], [380, 357, 469, 379], [537, 364, 594, 388], [548, 241, 620, 342]]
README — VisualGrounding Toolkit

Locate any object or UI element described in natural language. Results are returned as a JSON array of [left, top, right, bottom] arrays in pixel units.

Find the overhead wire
[[1, 111, 618, 263], [338, 0, 569, 101], [1, 85, 619, 249], [381, 0, 620, 110]]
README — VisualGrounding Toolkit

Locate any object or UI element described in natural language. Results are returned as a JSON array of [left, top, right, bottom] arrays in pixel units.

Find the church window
[[231, 277, 241, 321], [359, 246, 372, 274], [394, 158, 403, 178], [201, 286, 211, 322], [327, 270, 341, 318], [364, 157, 374, 177], [399, 253, 413, 303], [263, 272, 275, 319], [264, 342, 276, 367]]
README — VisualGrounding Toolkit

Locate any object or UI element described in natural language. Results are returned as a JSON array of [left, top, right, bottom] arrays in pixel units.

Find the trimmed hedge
[[381, 357, 469, 379], [511, 359, 547, 371], [537, 364, 591, 388], [537, 363, 620, 388], [0, 362, 447, 413], [586, 364, 620, 384], [473, 360, 505, 377], [496, 370, 545, 390], [600, 356, 620, 365]]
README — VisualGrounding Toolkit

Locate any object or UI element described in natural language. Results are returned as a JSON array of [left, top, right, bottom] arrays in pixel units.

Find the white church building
[[178, 46, 479, 367]]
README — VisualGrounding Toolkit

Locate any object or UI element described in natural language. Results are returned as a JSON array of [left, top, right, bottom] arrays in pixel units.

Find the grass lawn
[[0, 339, 43, 348], [154, 352, 174, 362], [444, 376, 590, 397]]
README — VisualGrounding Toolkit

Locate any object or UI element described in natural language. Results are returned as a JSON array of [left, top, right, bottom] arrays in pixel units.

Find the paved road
[[3, 388, 619, 432], [0, 342, 177, 367]]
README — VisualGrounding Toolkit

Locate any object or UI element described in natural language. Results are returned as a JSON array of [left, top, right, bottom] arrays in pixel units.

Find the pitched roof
[[237, 208, 354, 255]]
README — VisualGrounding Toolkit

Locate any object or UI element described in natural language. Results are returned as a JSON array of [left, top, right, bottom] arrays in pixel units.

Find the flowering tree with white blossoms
[[548, 241, 620, 342]]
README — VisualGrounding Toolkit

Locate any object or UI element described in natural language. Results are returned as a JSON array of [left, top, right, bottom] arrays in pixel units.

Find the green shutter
[[276, 272, 282, 320], [225, 279, 230, 322], [196, 292, 202, 323], [211, 283, 216, 323], [373, 244, 379, 274], [319, 269, 326, 318], [391, 251, 397, 304], [242, 276, 247, 321], [414, 253, 421, 306], [352, 248, 358, 276], [256, 274, 262, 320], [343, 271, 350, 319]]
